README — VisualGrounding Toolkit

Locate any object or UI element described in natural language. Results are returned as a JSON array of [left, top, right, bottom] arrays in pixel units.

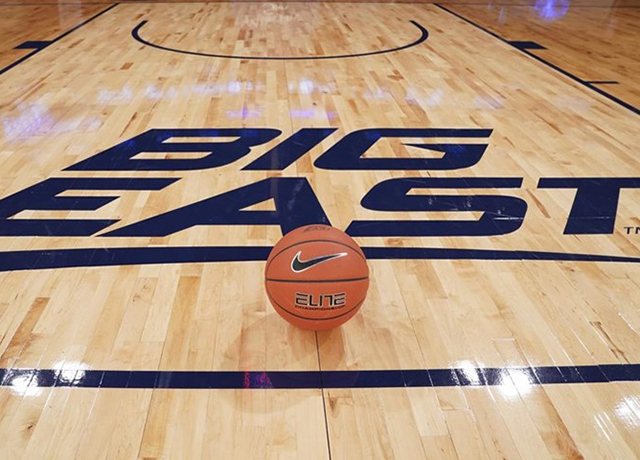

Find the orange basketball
[[265, 224, 369, 330]]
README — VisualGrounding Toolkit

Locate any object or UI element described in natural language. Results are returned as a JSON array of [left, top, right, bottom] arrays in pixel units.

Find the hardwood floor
[[0, 1, 638, 458], [443, 3, 640, 108]]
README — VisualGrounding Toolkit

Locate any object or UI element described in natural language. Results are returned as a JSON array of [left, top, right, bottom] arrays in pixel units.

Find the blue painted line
[[0, 364, 637, 390], [434, 4, 639, 116], [0, 3, 111, 5], [132, 19, 428, 61], [14, 41, 52, 50], [0, 245, 639, 273], [0, 3, 119, 77], [508, 40, 547, 50]]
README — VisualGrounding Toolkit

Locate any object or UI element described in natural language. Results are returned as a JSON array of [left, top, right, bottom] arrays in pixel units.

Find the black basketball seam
[[265, 276, 369, 283], [266, 285, 367, 322], [270, 239, 366, 267], [266, 238, 366, 273]]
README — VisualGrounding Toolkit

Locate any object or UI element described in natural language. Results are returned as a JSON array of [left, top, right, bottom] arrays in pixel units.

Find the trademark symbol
[[623, 226, 640, 235]]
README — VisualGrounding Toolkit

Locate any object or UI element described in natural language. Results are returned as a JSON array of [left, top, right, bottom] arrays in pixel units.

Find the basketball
[[265, 224, 369, 330]]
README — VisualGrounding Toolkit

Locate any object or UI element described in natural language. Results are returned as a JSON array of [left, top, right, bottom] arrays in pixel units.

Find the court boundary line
[[132, 18, 428, 60], [434, 3, 639, 116], [3, 2, 638, 6], [0, 3, 113, 5], [0, 246, 640, 274], [116, 1, 640, 6], [0, 3, 119, 77], [0, 363, 637, 389], [428, 3, 640, 6]]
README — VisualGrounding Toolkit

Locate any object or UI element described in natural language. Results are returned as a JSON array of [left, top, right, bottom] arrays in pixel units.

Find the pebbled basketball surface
[[266, 225, 368, 281], [265, 225, 370, 329]]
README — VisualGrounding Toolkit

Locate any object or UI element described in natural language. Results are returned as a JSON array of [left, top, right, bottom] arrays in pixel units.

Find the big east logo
[[0, 127, 639, 272]]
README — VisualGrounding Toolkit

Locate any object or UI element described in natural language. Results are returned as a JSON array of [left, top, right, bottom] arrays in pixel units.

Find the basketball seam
[[266, 239, 367, 273], [265, 276, 369, 283], [266, 285, 367, 322]]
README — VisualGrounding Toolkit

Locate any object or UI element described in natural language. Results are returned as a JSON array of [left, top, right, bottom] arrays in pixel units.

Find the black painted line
[[586, 81, 620, 85], [508, 40, 547, 50], [14, 41, 52, 50], [426, 3, 640, 6], [114, 1, 640, 6], [0, 3, 119, 77], [0, 49, 41, 76], [0, 364, 637, 389], [132, 19, 428, 61], [434, 4, 639, 116], [4, 1, 635, 5], [0, 246, 639, 274], [0, 3, 113, 5]]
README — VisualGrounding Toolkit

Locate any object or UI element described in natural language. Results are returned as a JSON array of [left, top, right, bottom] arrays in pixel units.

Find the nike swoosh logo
[[290, 251, 348, 273]]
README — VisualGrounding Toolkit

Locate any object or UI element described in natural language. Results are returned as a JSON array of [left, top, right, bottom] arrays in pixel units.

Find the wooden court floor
[[0, 0, 639, 458]]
